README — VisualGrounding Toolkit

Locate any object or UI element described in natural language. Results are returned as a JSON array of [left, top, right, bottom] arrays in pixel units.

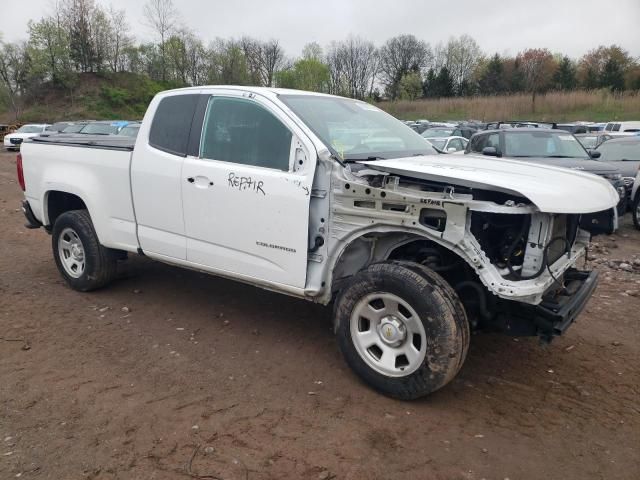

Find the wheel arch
[[44, 190, 89, 228], [328, 227, 473, 297]]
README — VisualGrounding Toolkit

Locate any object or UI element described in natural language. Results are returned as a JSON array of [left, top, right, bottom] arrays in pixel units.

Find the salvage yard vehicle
[[18, 87, 620, 399], [596, 137, 640, 199], [425, 136, 468, 153], [4, 124, 49, 150], [466, 128, 627, 218]]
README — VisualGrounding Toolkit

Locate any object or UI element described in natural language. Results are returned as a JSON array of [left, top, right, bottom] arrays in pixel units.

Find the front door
[[181, 93, 315, 288]]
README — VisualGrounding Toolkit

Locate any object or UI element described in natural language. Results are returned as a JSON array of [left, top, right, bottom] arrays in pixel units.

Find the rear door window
[[149, 94, 201, 156]]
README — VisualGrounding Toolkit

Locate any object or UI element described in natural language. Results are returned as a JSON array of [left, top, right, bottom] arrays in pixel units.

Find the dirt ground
[[1, 149, 638, 480]]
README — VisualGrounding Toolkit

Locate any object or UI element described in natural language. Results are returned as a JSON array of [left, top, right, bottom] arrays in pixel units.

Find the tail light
[[17, 152, 25, 191]]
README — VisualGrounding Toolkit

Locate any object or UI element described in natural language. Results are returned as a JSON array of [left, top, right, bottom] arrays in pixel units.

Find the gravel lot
[[1, 149, 639, 480]]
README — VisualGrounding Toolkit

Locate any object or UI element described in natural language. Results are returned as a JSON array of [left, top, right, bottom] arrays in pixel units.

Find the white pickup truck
[[18, 87, 619, 399]]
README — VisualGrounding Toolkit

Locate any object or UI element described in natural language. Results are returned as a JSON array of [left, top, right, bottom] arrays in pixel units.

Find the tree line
[[1, 0, 639, 119]]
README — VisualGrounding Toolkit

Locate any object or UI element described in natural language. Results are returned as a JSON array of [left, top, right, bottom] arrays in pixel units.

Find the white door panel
[[131, 144, 186, 259], [182, 158, 311, 287]]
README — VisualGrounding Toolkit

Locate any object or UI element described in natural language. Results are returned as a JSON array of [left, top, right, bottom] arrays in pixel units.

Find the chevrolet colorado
[[18, 87, 619, 399]]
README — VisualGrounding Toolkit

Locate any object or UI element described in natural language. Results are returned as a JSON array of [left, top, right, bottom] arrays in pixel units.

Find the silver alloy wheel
[[58, 227, 86, 278], [636, 201, 640, 222], [350, 292, 427, 377]]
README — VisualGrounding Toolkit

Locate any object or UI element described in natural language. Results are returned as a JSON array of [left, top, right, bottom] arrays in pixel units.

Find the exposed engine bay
[[315, 160, 608, 340]]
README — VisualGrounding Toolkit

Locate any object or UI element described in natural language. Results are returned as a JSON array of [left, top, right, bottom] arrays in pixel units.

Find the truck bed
[[30, 134, 135, 151]]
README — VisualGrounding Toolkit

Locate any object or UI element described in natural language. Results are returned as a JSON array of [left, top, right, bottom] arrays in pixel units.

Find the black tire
[[334, 261, 470, 400], [52, 210, 118, 291], [632, 192, 640, 230]]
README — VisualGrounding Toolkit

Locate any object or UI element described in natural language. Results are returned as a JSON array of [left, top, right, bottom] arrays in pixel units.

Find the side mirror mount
[[482, 146, 499, 157], [447, 147, 457, 153], [589, 149, 601, 159]]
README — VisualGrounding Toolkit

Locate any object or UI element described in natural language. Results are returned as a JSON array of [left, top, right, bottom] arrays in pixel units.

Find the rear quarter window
[[149, 94, 200, 156]]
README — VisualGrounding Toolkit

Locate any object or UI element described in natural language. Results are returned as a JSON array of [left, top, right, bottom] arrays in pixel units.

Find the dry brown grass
[[379, 90, 640, 122]]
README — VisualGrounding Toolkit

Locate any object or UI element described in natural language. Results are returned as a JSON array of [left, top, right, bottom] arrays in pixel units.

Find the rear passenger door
[[181, 93, 316, 288]]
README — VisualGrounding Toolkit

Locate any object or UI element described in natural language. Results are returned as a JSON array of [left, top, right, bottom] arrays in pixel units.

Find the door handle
[[187, 176, 214, 188]]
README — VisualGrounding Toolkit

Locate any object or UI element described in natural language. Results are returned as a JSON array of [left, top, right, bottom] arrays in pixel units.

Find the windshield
[[80, 123, 121, 135], [16, 125, 43, 134], [421, 128, 453, 138], [576, 136, 598, 149], [504, 131, 589, 159], [597, 141, 640, 161], [428, 139, 447, 150], [279, 95, 437, 160], [62, 124, 86, 133], [118, 125, 140, 137]]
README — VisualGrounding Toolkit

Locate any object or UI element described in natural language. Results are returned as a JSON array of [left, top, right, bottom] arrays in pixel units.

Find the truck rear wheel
[[52, 210, 118, 291], [334, 261, 469, 400]]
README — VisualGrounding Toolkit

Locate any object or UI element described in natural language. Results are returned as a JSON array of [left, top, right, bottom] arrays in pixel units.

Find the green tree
[[600, 57, 625, 91], [28, 17, 71, 85], [553, 56, 576, 90], [477, 54, 506, 95], [275, 58, 329, 92], [398, 72, 422, 100]]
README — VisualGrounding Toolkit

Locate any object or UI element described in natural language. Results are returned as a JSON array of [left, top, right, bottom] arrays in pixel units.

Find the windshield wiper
[[344, 156, 386, 163]]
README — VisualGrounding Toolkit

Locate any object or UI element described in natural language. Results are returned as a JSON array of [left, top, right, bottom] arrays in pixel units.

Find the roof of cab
[[157, 85, 345, 100]]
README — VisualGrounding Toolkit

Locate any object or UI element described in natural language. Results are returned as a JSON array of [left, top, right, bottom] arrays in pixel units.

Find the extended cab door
[[181, 93, 316, 288], [132, 93, 204, 259]]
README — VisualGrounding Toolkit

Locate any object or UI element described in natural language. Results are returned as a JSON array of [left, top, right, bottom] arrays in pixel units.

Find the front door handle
[[187, 176, 214, 188]]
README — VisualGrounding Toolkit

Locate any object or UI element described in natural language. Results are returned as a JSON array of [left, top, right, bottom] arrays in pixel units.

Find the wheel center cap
[[71, 244, 82, 258], [378, 316, 406, 346]]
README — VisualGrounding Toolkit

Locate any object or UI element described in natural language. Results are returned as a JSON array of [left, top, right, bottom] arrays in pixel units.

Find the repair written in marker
[[228, 173, 266, 195]]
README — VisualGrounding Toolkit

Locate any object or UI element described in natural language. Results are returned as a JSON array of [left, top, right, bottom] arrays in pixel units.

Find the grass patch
[[379, 90, 640, 122]]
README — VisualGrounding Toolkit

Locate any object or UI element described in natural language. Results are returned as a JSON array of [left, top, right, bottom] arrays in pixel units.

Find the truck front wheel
[[52, 210, 118, 291], [334, 262, 469, 400]]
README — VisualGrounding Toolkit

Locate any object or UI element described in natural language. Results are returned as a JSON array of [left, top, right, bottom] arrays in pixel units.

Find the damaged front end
[[321, 155, 619, 341]]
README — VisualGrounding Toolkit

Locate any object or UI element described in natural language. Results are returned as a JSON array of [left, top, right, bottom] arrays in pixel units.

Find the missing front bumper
[[491, 269, 599, 342]]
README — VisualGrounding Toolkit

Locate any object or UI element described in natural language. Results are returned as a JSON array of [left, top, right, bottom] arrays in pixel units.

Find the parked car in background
[[60, 121, 93, 134], [483, 121, 557, 130], [78, 120, 129, 135], [466, 128, 627, 221], [116, 122, 141, 138], [603, 121, 640, 137], [421, 127, 454, 138], [557, 123, 590, 134], [426, 136, 468, 153], [596, 137, 640, 197], [451, 125, 478, 140], [4, 124, 50, 150], [575, 133, 612, 150], [46, 122, 75, 134]]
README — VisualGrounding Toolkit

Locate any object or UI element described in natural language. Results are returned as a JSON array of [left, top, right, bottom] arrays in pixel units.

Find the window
[[200, 97, 292, 171], [597, 141, 640, 161], [612, 124, 621, 132], [450, 138, 464, 151], [469, 135, 486, 153], [149, 94, 200, 156]]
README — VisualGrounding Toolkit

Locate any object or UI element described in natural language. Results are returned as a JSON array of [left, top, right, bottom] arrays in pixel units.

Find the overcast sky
[[1, 0, 639, 59]]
